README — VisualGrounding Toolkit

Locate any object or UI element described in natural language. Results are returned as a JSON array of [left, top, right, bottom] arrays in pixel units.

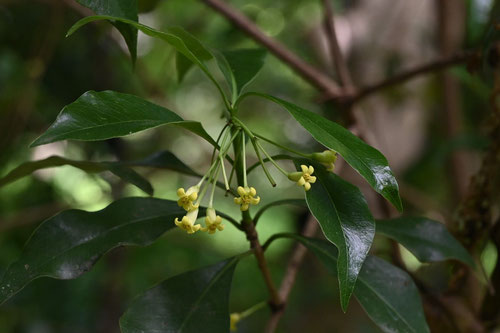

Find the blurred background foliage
[[0, 0, 498, 332]]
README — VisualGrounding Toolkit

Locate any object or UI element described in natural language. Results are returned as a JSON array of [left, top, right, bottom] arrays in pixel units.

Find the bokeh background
[[0, 0, 497, 332]]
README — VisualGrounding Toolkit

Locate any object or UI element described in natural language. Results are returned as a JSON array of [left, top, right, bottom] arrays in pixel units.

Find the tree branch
[[200, 0, 343, 97], [321, 0, 353, 90], [345, 50, 478, 103], [264, 215, 319, 333]]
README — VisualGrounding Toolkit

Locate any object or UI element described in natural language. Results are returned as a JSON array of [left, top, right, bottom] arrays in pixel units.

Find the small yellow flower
[[311, 150, 337, 172], [229, 313, 241, 331], [174, 208, 201, 234], [202, 208, 225, 234], [234, 186, 260, 211], [177, 186, 199, 211], [288, 165, 317, 191]]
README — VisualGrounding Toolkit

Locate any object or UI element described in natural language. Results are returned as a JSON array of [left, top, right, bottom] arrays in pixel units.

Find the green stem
[[232, 117, 255, 139], [239, 301, 267, 319], [219, 155, 230, 190], [242, 132, 248, 187], [253, 133, 311, 158], [208, 163, 221, 207], [250, 138, 276, 187], [255, 140, 289, 176]]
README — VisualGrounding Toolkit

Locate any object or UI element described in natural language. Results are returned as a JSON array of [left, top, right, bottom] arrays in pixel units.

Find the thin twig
[[264, 215, 319, 333], [200, 0, 343, 97], [242, 220, 283, 311], [345, 50, 477, 103], [322, 0, 353, 90]]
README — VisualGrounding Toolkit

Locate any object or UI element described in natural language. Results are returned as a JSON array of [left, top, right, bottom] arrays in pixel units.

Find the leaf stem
[[253, 133, 311, 158], [239, 301, 267, 319], [242, 132, 248, 187], [250, 138, 276, 187], [255, 140, 289, 177]]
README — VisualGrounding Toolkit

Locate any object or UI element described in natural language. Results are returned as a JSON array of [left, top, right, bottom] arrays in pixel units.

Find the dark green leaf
[[252, 93, 402, 211], [167, 26, 213, 62], [0, 155, 153, 195], [216, 49, 266, 98], [0, 197, 189, 305], [126, 150, 198, 177], [173, 27, 213, 83], [120, 258, 238, 333], [176, 52, 194, 83], [103, 162, 153, 195], [297, 160, 375, 311], [355, 256, 429, 333], [377, 217, 475, 267], [271, 234, 430, 333], [30, 90, 216, 147], [66, 16, 227, 99], [76, 0, 138, 63]]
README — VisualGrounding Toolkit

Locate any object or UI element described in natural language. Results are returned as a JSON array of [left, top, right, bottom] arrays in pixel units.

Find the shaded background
[[0, 0, 497, 332]]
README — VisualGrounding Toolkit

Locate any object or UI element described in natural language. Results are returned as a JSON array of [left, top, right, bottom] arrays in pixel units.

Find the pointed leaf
[[273, 234, 430, 333], [252, 93, 402, 211], [176, 52, 194, 83], [0, 197, 190, 305], [216, 49, 266, 97], [66, 16, 228, 95], [377, 217, 475, 267], [76, 0, 138, 63], [120, 258, 238, 333], [355, 255, 430, 333], [296, 160, 375, 311], [0, 155, 153, 195], [30, 90, 217, 147]]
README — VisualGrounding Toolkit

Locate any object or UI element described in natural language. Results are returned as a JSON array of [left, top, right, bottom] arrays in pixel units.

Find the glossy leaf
[[0, 155, 153, 195], [30, 90, 216, 147], [297, 160, 375, 311], [252, 93, 402, 211], [216, 49, 266, 99], [377, 217, 475, 267], [76, 0, 138, 63], [272, 234, 430, 333], [0, 197, 190, 305], [120, 258, 238, 333]]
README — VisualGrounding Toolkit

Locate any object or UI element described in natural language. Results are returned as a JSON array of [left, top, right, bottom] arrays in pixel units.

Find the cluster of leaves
[[0, 1, 476, 332]]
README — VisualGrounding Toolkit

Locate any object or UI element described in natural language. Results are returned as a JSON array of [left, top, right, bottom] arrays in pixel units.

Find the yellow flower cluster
[[175, 186, 225, 235], [234, 186, 261, 211]]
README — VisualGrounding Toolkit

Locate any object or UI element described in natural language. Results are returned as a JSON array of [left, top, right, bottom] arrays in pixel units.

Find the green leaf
[[297, 160, 375, 311], [67, 16, 231, 106], [376, 217, 475, 267], [30, 90, 217, 147], [120, 258, 238, 333], [355, 256, 429, 333], [126, 150, 198, 177], [0, 197, 191, 305], [0, 155, 153, 195], [176, 53, 194, 83], [250, 93, 402, 211], [271, 234, 430, 333], [173, 27, 213, 83], [215, 49, 266, 100], [76, 0, 138, 63]]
